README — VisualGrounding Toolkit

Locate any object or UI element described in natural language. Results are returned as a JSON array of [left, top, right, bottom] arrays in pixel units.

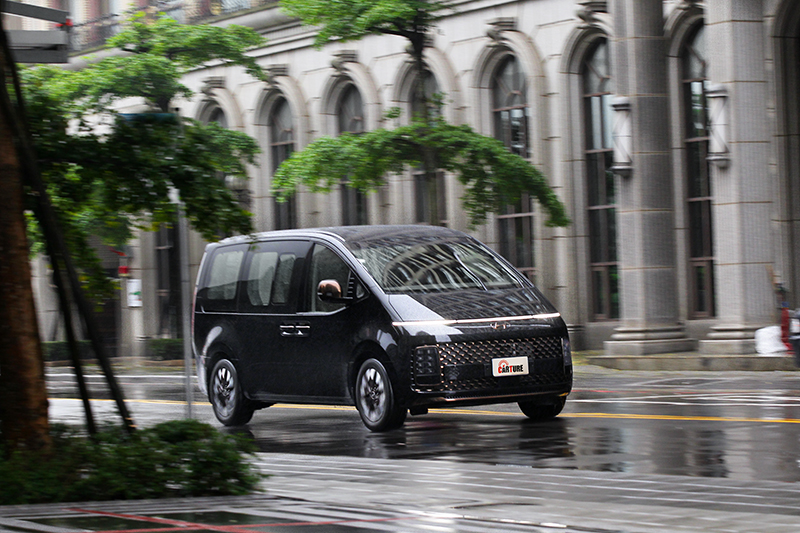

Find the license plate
[[492, 356, 529, 377]]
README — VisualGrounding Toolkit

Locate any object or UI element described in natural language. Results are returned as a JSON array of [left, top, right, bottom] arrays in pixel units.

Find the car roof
[[211, 225, 470, 248]]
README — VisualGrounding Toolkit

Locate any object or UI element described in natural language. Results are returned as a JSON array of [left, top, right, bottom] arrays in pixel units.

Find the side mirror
[[318, 279, 351, 303]]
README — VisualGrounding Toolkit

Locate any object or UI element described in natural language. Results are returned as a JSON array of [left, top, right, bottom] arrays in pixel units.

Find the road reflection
[[210, 401, 800, 483], [46, 369, 800, 483]]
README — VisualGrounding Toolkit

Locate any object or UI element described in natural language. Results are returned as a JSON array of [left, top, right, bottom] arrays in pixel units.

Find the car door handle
[[280, 323, 311, 337]]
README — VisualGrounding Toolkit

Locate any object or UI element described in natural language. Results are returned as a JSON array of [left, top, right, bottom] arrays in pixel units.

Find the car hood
[[385, 287, 558, 324]]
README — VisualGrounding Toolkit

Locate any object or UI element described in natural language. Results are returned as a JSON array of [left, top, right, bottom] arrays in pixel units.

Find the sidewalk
[[2, 452, 800, 533], [584, 351, 798, 371]]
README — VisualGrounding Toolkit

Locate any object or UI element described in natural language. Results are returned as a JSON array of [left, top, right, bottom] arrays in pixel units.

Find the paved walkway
[[2, 451, 800, 533]]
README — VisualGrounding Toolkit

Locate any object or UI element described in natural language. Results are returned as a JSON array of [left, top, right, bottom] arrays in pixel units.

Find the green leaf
[[276, 0, 569, 227], [273, 117, 570, 228], [21, 14, 264, 296], [280, 0, 452, 48]]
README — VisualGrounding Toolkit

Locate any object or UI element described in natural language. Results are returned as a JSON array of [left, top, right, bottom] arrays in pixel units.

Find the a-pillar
[[605, 0, 695, 355], [700, 0, 774, 354]]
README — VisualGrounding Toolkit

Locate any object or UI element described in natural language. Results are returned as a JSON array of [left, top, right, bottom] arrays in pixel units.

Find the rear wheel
[[355, 358, 406, 432], [209, 358, 254, 426], [518, 396, 566, 421]]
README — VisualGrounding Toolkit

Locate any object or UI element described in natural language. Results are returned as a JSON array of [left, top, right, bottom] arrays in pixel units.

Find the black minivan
[[193, 225, 572, 431]]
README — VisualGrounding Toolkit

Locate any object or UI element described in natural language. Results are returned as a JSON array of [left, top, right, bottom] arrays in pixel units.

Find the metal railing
[[70, 0, 275, 54]]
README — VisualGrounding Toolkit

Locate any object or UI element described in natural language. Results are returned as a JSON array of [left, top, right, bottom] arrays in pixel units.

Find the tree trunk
[[410, 34, 441, 226], [0, 22, 51, 452]]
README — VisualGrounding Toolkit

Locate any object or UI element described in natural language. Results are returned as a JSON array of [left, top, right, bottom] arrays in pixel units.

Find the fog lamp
[[562, 338, 572, 367], [414, 346, 441, 384]]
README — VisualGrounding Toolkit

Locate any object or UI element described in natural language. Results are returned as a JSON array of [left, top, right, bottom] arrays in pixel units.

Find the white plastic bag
[[755, 325, 788, 355]]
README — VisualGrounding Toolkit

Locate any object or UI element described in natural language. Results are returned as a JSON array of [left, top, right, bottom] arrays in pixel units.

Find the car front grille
[[412, 336, 568, 393]]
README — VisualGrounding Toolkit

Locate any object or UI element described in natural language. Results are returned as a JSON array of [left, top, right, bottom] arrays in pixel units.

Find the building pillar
[[119, 234, 145, 359], [700, 0, 774, 354], [605, 0, 695, 355]]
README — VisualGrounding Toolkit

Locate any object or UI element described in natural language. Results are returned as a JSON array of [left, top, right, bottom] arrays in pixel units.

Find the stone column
[[700, 0, 774, 354], [605, 0, 695, 355], [119, 234, 145, 359]]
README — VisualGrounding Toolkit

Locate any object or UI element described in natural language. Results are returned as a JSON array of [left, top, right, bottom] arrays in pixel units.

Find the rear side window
[[207, 249, 244, 301], [246, 251, 296, 306], [238, 240, 310, 312], [246, 251, 278, 306], [272, 254, 297, 305]]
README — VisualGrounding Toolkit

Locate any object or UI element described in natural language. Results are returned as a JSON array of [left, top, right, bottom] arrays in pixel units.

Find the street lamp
[[706, 84, 730, 169], [611, 96, 632, 177]]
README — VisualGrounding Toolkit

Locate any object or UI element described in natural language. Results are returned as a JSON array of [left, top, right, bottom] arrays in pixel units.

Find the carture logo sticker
[[492, 356, 529, 377]]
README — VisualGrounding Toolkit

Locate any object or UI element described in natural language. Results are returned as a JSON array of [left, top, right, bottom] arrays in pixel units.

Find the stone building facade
[[30, 0, 800, 357]]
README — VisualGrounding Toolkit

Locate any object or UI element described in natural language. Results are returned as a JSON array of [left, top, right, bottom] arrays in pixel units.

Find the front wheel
[[355, 358, 406, 432], [209, 358, 254, 426], [518, 396, 566, 421]]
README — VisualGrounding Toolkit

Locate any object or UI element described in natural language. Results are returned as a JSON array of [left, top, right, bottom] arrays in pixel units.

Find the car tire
[[209, 358, 254, 426], [355, 358, 406, 432], [518, 396, 566, 421]]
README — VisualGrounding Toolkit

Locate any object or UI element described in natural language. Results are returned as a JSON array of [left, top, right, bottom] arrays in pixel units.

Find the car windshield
[[347, 237, 524, 294]]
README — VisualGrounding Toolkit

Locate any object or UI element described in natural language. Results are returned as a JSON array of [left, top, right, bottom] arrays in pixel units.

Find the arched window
[[337, 84, 367, 225], [270, 97, 296, 229], [492, 56, 528, 157], [582, 39, 618, 320], [205, 105, 249, 210], [410, 69, 447, 226], [208, 107, 228, 128], [337, 84, 364, 134], [410, 69, 441, 121], [682, 24, 715, 317], [158, 100, 236, 340], [492, 55, 534, 281]]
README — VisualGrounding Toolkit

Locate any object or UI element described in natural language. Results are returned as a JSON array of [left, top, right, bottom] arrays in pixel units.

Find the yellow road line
[[51, 398, 800, 424], [560, 412, 800, 424]]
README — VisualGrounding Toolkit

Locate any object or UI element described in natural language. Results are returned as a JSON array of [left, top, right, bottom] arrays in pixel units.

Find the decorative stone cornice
[[576, 1, 608, 29], [331, 51, 358, 74], [265, 64, 289, 87], [676, 0, 702, 11], [201, 76, 225, 96], [405, 34, 435, 53], [487, 17, 516, 44], [577, 1, 607, 13]]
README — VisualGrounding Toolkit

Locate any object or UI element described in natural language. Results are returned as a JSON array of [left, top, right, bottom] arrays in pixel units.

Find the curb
[[585, 353, 798, 371]]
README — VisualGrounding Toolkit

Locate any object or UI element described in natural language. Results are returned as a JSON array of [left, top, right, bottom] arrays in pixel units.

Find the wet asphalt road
[[45, 364, 800, 484]]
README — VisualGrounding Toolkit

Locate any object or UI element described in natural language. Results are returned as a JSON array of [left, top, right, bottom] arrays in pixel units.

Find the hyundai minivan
[[193, 225, 572, 431]]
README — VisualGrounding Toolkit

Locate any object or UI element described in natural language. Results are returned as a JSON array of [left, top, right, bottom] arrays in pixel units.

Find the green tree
[[1, 13, 265, 452], [1, 17, 50, 452], [275, 0, 570, 228], [23, 13, 266, 298]]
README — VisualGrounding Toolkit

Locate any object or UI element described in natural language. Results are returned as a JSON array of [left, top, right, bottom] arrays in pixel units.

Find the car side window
[[272, 254, 297, 305], [198, 245, 248, 313], [309, 244, 352, 313], [207, 249, 244, 301], [239, 240, 309, 312], [246, 251, 279, 306]]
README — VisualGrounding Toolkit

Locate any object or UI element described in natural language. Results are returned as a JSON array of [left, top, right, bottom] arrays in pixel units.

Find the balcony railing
[[70, 0, 275, 54]]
